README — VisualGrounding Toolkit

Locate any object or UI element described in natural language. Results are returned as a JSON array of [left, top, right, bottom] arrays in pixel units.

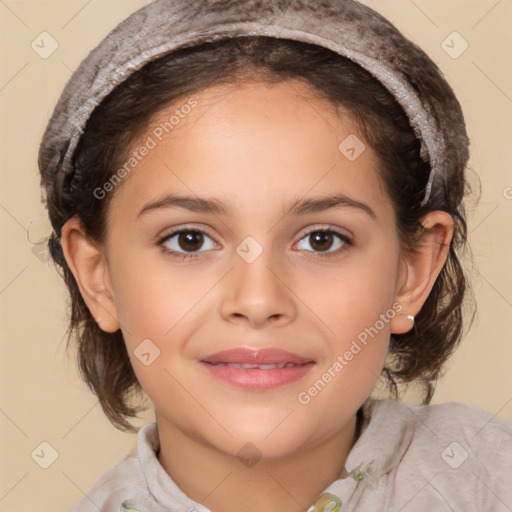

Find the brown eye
[[296, 228, 352, 257], [176, 231, 204, 252], [309, 231, 335, 252], [158, 229, 217, 257]]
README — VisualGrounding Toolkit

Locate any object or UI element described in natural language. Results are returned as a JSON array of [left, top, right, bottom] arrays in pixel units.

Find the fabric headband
[[38, 0, 470, 207]]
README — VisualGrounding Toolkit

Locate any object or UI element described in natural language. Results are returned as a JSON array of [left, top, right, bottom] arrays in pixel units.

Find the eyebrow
[[136, 192, 377, 220]]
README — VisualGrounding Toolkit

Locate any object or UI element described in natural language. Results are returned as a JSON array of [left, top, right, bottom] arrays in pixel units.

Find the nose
[[219, 246, 297, 329]]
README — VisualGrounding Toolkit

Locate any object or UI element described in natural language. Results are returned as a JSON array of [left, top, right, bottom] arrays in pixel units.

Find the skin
[[61, 78, 454, 512]]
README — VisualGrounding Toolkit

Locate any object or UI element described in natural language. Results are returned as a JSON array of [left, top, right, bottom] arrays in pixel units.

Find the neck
[[156, 413, 360, 512]]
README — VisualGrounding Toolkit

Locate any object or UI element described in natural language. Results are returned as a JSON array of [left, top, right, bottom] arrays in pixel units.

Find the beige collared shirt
[[67, 398, 512, 511]]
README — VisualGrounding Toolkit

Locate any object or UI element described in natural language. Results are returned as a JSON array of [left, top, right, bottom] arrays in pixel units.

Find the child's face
[[101, 79, 406, 456]]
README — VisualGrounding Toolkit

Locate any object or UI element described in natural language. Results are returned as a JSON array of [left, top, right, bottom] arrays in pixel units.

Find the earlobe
[[390, 211, 454, 334], [60, 215, 120, 333]]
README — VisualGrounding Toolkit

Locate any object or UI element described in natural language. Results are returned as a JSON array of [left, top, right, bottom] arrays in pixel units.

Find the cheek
[[107, 251, 220, 395], [296, 283, 394, 437], [109, 244, 209, 340], [294, 243, 398, 410], [302, 243, 399, 341]]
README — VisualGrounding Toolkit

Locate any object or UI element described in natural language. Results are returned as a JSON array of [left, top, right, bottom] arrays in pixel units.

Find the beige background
[[0, 0, 511, 510]]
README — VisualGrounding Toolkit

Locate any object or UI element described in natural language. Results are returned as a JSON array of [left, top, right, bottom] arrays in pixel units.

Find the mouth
[[201, 346, 314, 365], [199, 347, 315, 389], [204, 362, 308, 369]]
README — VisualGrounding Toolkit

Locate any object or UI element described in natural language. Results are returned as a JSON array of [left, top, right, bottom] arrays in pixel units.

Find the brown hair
[[40, 37, 475, 433]]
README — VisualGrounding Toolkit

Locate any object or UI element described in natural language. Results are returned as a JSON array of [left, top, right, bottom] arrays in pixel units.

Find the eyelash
[[156, 225, 353, 262]]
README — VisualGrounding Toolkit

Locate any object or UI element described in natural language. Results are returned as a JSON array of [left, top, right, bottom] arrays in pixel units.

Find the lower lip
[[199, 362, 315, 390]]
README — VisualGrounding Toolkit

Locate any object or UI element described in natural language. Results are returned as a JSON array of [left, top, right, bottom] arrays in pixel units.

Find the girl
[[38, 0, 512, 510]]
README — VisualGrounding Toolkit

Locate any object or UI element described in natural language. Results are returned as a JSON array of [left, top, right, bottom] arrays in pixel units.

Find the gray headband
[[39, 0, 470, 206]]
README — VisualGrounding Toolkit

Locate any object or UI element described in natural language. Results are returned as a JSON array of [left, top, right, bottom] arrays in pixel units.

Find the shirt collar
[[344, 397, 416, 482], [129, 398, 415, 510]]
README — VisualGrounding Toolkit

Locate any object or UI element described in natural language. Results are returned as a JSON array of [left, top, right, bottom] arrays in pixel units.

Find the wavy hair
[[40, 37, 475, 432]]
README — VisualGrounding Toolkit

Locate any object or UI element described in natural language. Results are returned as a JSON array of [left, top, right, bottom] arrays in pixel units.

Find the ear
[[60, 215, 120, 333], [390, 211, 454, 334]]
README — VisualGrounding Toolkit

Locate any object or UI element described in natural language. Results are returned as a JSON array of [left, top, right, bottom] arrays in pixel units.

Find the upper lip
[[200, 347, 314, 365]]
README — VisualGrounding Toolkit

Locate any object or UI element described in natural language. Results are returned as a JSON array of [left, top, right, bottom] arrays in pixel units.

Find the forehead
[[106, 78, 391, 225]]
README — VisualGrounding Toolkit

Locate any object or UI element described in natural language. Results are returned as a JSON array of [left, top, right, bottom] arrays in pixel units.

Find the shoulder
[[401, 399, 512, 452], [65, 452, 143, 512], [369, 397, 512, 463], [368, 398, 512, 510], [369, 397, 512, 438], [65, 423, 157, 512]]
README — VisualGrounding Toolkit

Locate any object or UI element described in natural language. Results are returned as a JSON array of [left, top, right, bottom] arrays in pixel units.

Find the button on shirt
[[67, 398, 512, 512]]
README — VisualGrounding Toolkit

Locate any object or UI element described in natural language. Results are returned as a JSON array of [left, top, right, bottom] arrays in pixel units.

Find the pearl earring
[[407, 315, 414, 323]]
